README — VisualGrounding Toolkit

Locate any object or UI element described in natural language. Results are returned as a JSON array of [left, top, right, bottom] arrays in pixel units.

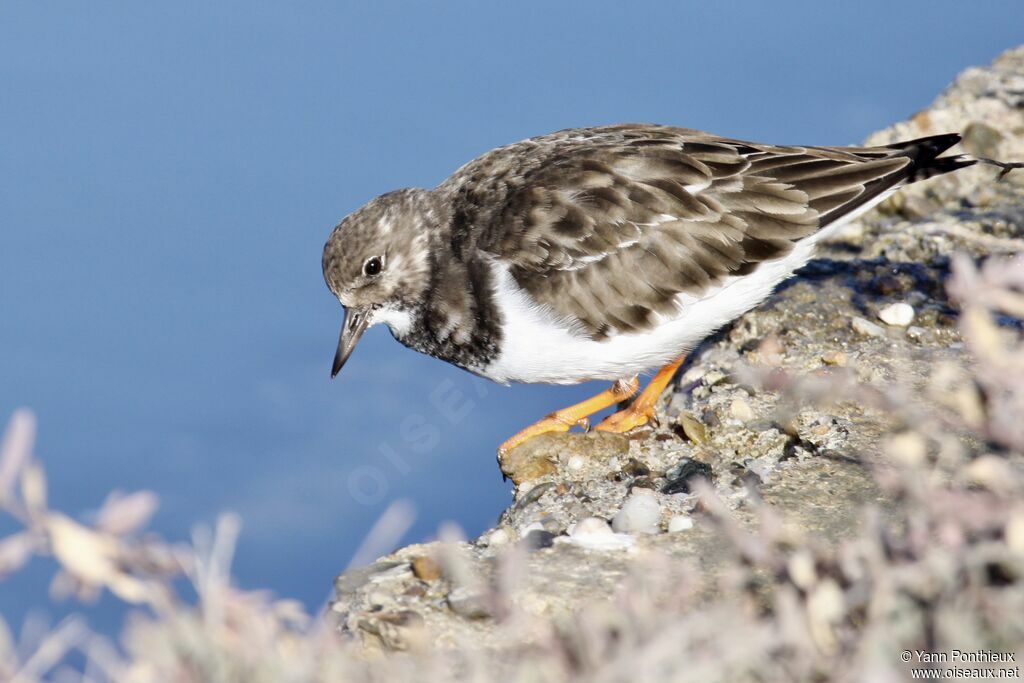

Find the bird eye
[[363, 256, 383, 277]]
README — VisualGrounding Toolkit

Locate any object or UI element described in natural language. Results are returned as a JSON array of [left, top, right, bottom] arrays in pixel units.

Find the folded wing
[[452, 125, 957, 338]]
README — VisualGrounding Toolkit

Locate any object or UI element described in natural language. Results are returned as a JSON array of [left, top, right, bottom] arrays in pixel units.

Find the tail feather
[[887, 133, 970, 181], [818, 133, 1019, 228], [888, 132, 1023, 181], [885, 132, 962, 158]]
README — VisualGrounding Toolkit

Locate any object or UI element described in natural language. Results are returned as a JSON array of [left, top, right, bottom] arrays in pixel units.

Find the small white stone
[[703, 370, 726, 386], [568, 517, 634, 550], [567, 455, 586, 471], [366, 591, 391, 608], [571, 517, 614, 538], [611, 492, 661, 534], [851, 316, 885, 338], [681, 366, 706, 384], [878, 302, 915, 327], [821, 350, 848, 367], [729, 398, 754, 422], [486, 528, 510, 547], [667, 515, 694, 533]]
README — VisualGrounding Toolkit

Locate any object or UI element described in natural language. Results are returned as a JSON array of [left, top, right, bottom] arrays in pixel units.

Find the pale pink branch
[[0, 410, 35, 507], [0, 532, 36, 579], [345, 499, 416, 570], [96, 490, 159, 537]]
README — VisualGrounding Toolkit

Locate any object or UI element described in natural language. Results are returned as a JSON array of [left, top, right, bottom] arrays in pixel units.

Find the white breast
[[478, 192, 893, 385]]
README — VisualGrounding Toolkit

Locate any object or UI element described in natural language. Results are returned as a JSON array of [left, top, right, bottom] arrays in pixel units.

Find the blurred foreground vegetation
[[2, 253, 1024, 681]]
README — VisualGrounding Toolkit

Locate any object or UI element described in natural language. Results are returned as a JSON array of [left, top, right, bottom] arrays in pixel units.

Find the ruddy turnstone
[[322, 124, 1019, 455]]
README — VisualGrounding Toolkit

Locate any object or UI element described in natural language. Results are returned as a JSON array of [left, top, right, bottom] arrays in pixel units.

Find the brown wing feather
[[442, 125, 929, 338]]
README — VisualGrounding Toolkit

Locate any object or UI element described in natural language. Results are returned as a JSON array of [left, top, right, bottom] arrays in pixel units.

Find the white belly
[[478, 254, 807, 384], [478, 195, 890, 385]]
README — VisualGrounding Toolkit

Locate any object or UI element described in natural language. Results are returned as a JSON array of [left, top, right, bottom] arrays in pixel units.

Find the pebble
[[820, 350, 848, 367], [571, 517, 611, 537], [681, 366, 706, 384], [703, 370, 726, 386], [667, 515, 694, 533], [447, 586, 491, 619], [568, 517, 635, 550], [662, 457, 714, 495], [679, 414, 709, 444], [851, 316, 885, 338], [366, 591, 392, 609], [485, 528, 510, 547], [611, 490, 661, 534], [878, 302, 915, 326], [513, 482, 555, 513], [522, 529, 556, 550], [567, 455, 586, 471], [411, 555, 443, 582], [729, 398, 754, 422], [962, 120, 1003, 158]]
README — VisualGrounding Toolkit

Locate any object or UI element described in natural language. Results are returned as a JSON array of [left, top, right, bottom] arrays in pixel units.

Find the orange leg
[[596, 354, 687, 434], [498, 376, 640, 456]]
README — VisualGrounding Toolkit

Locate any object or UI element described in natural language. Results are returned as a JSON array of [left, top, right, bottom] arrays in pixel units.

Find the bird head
[[322, 188, 437, 377]]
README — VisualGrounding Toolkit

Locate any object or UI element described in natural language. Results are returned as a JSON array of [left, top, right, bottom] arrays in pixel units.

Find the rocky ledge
[[329, 47, 1024, 665]]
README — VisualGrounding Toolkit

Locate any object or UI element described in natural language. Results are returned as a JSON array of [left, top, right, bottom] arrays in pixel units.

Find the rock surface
[[330, 47, 1024, 653]]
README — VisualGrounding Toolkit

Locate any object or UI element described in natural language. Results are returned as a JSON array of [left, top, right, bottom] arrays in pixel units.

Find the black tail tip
[[888, 132, 962, 160], [891, 132, 1023, 182]]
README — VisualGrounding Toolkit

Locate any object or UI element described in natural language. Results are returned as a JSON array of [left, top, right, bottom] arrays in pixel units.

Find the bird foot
[[595, 402, 659, 434], [498, 413, 587, 457], [496, 378, 640, 457]]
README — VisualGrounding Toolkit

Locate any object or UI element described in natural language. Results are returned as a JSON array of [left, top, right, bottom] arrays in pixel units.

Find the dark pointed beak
[[331, 307, 371, 378]]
